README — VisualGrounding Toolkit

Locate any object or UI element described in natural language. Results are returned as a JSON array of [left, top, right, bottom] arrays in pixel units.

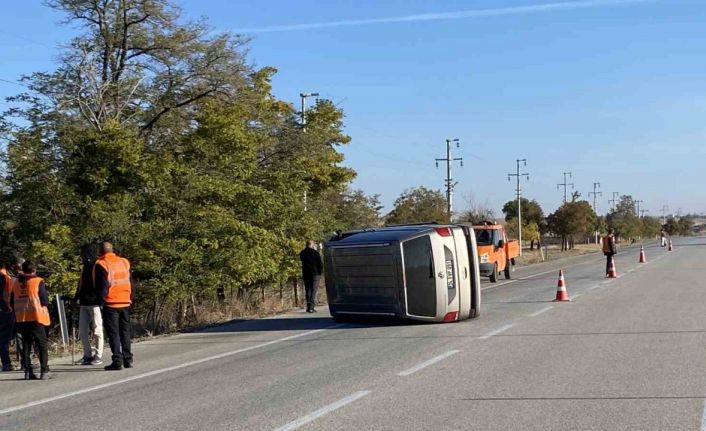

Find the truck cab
[[472, 222, 520, 282]]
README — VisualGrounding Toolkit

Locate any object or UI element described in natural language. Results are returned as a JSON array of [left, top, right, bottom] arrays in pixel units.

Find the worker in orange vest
[[94, 242, 134, 371], [11, 261, 51, 380], [1, 259, 22, 371], [602, 229, 617, 276]]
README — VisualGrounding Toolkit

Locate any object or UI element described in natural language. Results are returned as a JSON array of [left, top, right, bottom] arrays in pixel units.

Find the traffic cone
[[639, 246, 647, 263], [553, 270, 570, 302], [668, 240, 673, 252], [607, 256, 618, 278]]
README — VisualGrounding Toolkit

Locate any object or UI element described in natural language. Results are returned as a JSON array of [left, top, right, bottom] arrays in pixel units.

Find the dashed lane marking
[[0, 326, 342, 416], [480, 324, 514, 340], [273, 391, 372, 431], [397, 350, 459, 377]]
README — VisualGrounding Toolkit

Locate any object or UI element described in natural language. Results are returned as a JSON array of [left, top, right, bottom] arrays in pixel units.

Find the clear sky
[[1, 0, 705, 217]]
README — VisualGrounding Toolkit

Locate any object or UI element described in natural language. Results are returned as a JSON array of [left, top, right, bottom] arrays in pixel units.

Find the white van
[[324, 224, 481, 322]]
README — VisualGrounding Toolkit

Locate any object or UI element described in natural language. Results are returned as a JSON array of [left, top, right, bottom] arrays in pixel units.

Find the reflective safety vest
[[0, 268, 16, 312], [13, 275, 50, 326], [602, 235, 614, 253], [95, 253, 132, 308]]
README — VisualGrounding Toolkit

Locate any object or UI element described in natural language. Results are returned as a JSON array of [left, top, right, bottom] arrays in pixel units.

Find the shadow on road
[[198, 315, 417, 333]]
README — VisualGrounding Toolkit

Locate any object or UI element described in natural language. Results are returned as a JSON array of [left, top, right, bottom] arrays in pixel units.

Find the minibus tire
[[489, 263, 498, 283], [504, 260, 512, 279]]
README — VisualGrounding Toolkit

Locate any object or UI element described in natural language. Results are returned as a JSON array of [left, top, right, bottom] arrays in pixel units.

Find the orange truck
[[472, 222, 520, 282]]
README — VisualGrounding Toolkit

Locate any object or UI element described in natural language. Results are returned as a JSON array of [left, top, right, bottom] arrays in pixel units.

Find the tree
[[505, 217, 541, 249], [639, 216, 662, 239], [501, 198, 544, 224], [0, 0, 357, 331], [606, 195, 640, 240], [547, 201, 596, 251], [386, 187, 448, 225], [456, 194, 496, 224]]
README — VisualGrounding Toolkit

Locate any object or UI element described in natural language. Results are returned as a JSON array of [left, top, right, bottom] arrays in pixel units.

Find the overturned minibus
[[324, 224, 481, 322]]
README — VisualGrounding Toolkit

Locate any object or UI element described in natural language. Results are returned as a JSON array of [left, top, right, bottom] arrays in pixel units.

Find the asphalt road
[[1, 238, 705, 430]]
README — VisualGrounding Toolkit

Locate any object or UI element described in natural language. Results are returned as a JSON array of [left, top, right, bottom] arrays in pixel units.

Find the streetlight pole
[[435, 138, 462, 221], [636, 200, 644, 218], [299, 92, 319, 132], [508, 159, 529, 255]]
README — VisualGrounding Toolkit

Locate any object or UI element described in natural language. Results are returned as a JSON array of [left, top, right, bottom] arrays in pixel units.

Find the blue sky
[[1, 0, 705, 217]]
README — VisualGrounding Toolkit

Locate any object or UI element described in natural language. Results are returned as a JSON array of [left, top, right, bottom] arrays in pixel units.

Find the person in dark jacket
[[73, 243, 103, 365], [0, 257, 23, 371], [602, 229, 617, 276], [94, 242, 135, 371], [12, 261, 52, 380], [299, 240, 323, 313]]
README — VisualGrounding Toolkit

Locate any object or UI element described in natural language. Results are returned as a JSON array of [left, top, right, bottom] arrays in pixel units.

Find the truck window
[[493, 230, 502, 246], [475, 229, 493, 246]]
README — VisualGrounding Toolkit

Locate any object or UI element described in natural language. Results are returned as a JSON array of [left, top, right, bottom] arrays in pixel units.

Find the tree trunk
[[292, 278, 299, 307]]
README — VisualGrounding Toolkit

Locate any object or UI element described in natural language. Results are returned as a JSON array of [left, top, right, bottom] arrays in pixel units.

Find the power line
[[0, 78, 27, 87]]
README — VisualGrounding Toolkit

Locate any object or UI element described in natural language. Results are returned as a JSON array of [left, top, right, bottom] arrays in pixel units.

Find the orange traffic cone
[[553, 270, 570, 302], [607, 256, 618, 278], [639, 246, 647, 263], [668, 240, 673, 252]]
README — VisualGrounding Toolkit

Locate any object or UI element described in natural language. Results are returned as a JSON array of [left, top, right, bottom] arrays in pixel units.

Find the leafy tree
[[0, 0, 357, 331], [606, 195, 640, 240], [386, 187, 448, 225], [547, 201, 596, 250], [505, 217, 540, 248], [501, 198, 544, 224], [640, 216, 662, 239]]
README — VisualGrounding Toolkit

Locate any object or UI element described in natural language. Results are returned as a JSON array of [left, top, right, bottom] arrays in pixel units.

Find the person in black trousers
[[602, 229, 617, 276], [299, 240, 323, 313]]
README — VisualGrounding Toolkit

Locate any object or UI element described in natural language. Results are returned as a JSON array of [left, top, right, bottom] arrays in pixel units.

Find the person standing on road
[[73, 243, 103, 365], [660, 229, 667, 247], [299, 240, 323, 313], [0, 258, 23, 371], [11, 261, 52, 380], [94, 242, 134, 371], [603, 229, 617, 276]]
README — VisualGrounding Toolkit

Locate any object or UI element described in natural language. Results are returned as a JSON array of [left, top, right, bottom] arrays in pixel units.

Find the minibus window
[[403, 236, 437, 317]]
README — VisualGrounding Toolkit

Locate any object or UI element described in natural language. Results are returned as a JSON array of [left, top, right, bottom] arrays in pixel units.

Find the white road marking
[[480, 323, 514, 340], [588, 285, 600, 291], [273, 390, 372, 431], [571, 293, 582, 300], [397, 350, 459, 377], [0, 326, 341, 416], [528, 306, 553, 317]]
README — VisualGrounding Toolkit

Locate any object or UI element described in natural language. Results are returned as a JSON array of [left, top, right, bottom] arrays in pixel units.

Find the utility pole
[[660, 205, 669, 224], [299, 91, 319, 210], [299, 92, 319, 132], [508, 159, 529, 255], [640, 209, 649, 218], [609, 192, 619, 211], [588, 182, 602, 213], [557, 172, 574, 204], [588, 182, 602, 244], [435, 138, 462, 221], [636, 200, 644, 218]]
